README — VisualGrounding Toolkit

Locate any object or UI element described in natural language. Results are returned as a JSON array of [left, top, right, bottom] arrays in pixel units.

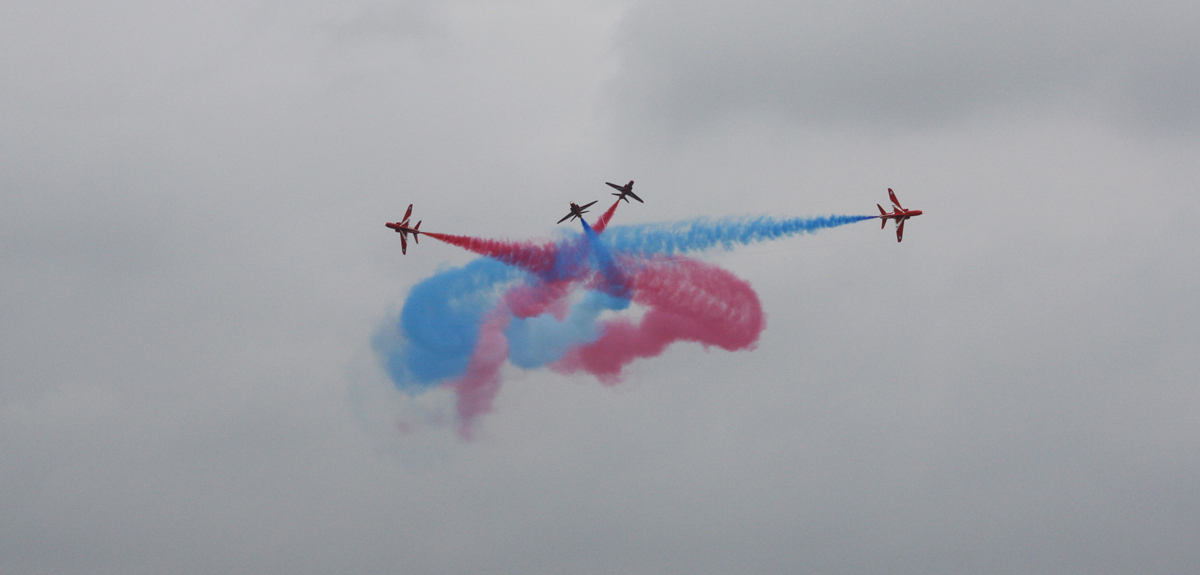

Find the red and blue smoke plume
[[374, 201, 873, 436]]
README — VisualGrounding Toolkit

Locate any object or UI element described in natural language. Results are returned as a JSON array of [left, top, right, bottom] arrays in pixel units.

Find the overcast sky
[[3, 0, 1199, 573]]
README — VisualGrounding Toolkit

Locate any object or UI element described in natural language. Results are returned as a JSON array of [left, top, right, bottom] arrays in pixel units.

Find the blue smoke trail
[[602, 214, 877, 255], [583, 219, 633, 299], [374, 257, 523, 393]]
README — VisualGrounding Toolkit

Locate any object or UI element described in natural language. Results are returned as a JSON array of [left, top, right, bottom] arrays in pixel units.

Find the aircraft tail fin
[[414, 221, 421, 243]]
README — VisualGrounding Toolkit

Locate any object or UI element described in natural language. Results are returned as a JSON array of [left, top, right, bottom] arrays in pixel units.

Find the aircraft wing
[[403, 204, 413, 222], [400, 232, 408, 254], [896, 218, 905, 242], [888, 188, 903, 209], [557, 213, 573, 224], [626, 190, 643, 203], [580, 201, 597, 210]]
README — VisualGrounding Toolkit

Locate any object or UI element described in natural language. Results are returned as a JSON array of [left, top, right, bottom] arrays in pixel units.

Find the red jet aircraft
[[385, 204, 422, 254], [557, 201, 597, 224], [606, 180, 643, 203], [877, 188, 923, 242]]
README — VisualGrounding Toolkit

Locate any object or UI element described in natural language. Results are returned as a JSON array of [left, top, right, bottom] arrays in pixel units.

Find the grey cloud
[[611, 0, 1200, 133], [318, 0, 440, 42], [3, 0, 1200, 573]]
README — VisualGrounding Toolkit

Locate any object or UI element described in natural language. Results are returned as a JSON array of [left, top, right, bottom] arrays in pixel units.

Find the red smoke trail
[[423, 232, 561, 275], [429, 207, 765, 424], [554, 256, 764, 384], [422, 201, 619, 277], [504, 279, 575, 319], [453, 311, 512, 437], [592, 200, 621, 233]]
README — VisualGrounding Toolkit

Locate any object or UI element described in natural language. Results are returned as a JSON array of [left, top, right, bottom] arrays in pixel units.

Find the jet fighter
[[877, 188, 923, 242], [606, 180, 643, 203], [557, 201, 597, 224], [385, 204, 422, 254]]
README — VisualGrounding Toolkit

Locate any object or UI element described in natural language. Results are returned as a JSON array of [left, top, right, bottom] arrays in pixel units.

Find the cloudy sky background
[[3, 0, 1199, 573]]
